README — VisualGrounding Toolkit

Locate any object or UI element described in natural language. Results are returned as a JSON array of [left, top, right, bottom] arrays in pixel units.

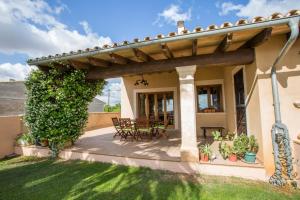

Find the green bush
[[233, 133, 252, 159], [24, 64, 105, 157]]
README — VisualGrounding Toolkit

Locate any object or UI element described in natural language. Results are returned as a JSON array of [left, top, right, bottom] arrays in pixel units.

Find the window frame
[[195, 79, 226, 113]]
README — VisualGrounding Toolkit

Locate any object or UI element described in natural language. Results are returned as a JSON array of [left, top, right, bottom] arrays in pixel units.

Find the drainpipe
[[271, 17, 299, 123], [269, 17, 299, 187]]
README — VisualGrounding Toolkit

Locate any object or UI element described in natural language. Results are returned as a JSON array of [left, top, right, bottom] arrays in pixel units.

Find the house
[[0, 81, 26, 116], [88, 96, 105, 112], [0, 81, 105, 115], [27, 10, 300, 177]]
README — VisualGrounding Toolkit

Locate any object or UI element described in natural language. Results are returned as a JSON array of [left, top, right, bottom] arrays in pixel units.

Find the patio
[[69, 126, 264, 168]]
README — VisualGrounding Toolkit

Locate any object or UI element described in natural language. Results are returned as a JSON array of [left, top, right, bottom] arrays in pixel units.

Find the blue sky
[[0, 0, 298, 104]]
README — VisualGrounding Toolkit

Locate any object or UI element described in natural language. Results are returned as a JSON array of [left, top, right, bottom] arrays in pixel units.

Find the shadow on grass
[[0, 157, 203, 200]]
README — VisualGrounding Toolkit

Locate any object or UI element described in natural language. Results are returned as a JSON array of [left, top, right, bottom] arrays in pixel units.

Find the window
[[197, 84, 223, 113]]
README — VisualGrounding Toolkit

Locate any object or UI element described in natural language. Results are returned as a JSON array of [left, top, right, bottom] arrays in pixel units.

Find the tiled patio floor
[[72, 127, 181, 161], [71, 127, 263, 168]]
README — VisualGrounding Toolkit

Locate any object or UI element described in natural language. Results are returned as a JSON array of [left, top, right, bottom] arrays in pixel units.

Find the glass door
[[137, 91, 174, 128]]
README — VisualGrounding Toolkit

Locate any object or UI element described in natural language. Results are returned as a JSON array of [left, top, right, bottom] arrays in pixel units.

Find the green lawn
[[0, 156, 299, 200]]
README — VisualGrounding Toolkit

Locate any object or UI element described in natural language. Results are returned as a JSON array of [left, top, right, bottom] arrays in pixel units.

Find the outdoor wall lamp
[[134, 75, 149, 86]]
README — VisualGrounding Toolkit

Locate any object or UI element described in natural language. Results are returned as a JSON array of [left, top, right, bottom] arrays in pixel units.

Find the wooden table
[[200, 126, 225, 138]]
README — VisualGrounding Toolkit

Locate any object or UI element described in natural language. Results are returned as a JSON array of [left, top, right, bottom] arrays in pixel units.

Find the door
[[234, 69, 247, 134], [137, 91, 174, 128]]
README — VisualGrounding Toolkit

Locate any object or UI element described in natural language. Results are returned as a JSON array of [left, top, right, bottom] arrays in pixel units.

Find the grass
[[0, 156, 299, 200]]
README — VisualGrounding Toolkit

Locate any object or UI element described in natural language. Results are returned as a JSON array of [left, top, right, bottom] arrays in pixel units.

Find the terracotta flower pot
[[229, 154, 237, 162], [201, 154, 209, 162]]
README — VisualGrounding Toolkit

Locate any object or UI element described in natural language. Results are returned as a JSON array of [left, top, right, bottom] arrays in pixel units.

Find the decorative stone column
[[176, 65, 199, 162]]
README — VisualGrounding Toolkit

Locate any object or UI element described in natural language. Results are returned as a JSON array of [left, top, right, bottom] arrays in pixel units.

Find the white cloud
[[0, 0, 112, 58], [218, 0, 300, 18], [154, 4, 192, 27], [0, 63, 36, 81]]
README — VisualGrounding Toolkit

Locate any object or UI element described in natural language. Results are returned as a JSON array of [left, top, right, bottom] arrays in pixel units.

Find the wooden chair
[[119, 118, 134, 141], [134, 117, 153, 140], [112, 117, 122, 138], [153, 118, 169, 139]]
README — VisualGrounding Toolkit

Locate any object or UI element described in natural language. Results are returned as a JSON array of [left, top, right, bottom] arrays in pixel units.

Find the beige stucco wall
[[253, 35, 300, 175], [293, 140, 300, 182], [0, 115, 25, 158]]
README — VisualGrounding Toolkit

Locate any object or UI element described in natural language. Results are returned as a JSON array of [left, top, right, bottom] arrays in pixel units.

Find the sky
[[0, 0, 299, 105]]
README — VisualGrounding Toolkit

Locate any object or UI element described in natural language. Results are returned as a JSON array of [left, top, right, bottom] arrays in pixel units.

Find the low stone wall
[[0, 115, 25, 158], [85, 112, 120, 131]]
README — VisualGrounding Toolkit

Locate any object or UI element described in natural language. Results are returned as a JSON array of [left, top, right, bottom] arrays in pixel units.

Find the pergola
[[27, 11, 299, 80]]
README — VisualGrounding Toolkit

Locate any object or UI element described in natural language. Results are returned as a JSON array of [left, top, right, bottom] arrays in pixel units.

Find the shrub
[[233, 133, 249, 159], [24, 64, 105, 157]]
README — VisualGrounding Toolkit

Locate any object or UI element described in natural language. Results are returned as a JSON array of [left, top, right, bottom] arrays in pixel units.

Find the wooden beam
[[87, 48, 254, 80], [109, 53, 131, 65], [240, 28, 272, 49], [161, 43, 174, 59], [215, 33, 233, 53], [88, 57, 110, 67], [68, 60, 90, 69], [192, 39, 198, 56], [132, 48, 154, 62]]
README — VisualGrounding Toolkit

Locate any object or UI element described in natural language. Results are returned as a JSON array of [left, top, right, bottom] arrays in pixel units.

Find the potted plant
[[228, 146, 238, 162], [244, 135, 259, 163], [233, 133, 249, 159], [219, 141, 231, 160], [199, 144, 212, 162]]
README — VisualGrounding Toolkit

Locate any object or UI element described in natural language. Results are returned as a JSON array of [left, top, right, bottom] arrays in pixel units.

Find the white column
[[176, 65, 199, 162]]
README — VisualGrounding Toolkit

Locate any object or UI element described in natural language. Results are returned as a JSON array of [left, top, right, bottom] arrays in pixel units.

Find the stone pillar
[[176, 65, 199, 162]]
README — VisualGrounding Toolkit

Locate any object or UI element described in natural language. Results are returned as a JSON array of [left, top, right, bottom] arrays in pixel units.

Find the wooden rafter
[[192, 39, 198, 56], [160, 43, 174, 59], [132, 48, 154, 62], [215, 33, 233, 53], [240, 28, 272, 49], [109, 53, 131, 65], [88, 57, 110, 67], [87, 48, 254, 79], [68, 60, 90, 69]]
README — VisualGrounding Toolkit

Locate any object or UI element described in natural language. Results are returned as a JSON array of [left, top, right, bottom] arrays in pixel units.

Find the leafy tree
[[24, 64, 105, 157], [104, 103, 121, 112]]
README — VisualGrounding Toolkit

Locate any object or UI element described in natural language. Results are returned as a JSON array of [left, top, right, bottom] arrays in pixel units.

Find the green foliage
[[104, 103, 121, 112], [212, 131, 222, 141], [233, 133, 249, 159], [248, 135, 259, 153], [219, 142, 231, 159], [219, 134, 259, 160], [225, 131, 236, 141], [16, 133, 34, 146], [199, 144, 212, 158], [24, 64, 105, 157]]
